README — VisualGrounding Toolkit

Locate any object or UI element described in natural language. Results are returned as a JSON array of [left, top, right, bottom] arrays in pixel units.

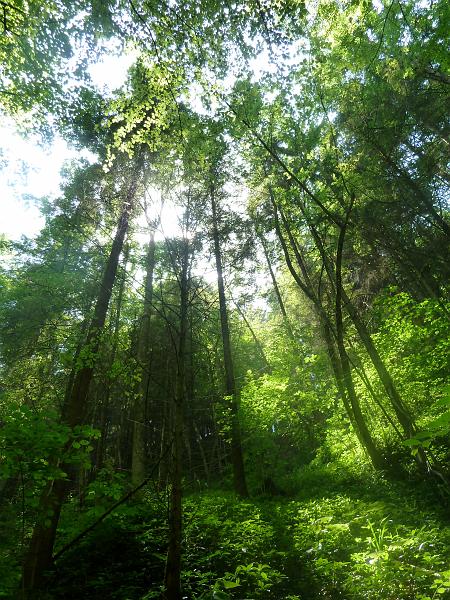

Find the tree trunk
[[94, 245, 129, 473], [342, 290, 416, 438], [158, 356, 171, 490], [256, 228, 295, 338], [132, 229, 156, 486], [278, 184, 417, 442], [210, 191, 248, 497], [272, 192, 384, 468], [335, 223, 385, 470], [164, 238, 189, 600], [347, 341, 403, 440], [22, 172, 139, 594], [233, 299, 271, 373]]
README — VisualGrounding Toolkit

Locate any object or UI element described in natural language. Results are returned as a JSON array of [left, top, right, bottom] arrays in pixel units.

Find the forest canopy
[[0, 0, 449, 599]]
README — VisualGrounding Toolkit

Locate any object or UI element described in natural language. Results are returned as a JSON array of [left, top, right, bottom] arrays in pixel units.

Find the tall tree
[[22, 154, 144, 593], [132, 227, 157, 486], [211, 184, 249, 496], [164, 211, 195, 600]]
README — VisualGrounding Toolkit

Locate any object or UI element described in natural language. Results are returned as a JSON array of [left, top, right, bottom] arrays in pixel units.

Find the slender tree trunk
[[335, 223, 385, 469], [347, 341, 403, 440], [132, 230, 156, 486], [322, 323, 353, 418], [322, 319, 384, 468], [341, 291, 416, 438], [210, 191, 248, 497], [164, 238, 189, 600], [22, 173, 139, 595], [193, 422, 210, 482], [268, 162, 444, 477], [342, 294, 437, 473], [256, 229, 295, 338], [233, 300, 271, 372], [272, 193, 383, 468], [95, 245, 129, 473], [278, 185, 417, 442], [158, 357, 171, 490]]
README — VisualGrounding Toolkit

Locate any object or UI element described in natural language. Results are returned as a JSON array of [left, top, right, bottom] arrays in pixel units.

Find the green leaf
[[222, 581, 240, 589]]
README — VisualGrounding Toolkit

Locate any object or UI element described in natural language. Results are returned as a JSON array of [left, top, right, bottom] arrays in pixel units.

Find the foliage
[[3, 476, 446, 599], [0, 403, 100, 506], [0, 0, 449, 597], [287, 478, 450, 600]]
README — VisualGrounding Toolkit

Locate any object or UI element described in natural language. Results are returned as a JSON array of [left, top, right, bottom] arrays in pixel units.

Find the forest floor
[[1, 466, 449, 599]]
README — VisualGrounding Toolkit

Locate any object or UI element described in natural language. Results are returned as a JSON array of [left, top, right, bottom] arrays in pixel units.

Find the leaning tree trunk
[[132, 229, 156, 486], [296, 192, 418, 442], [341, 291, 416, 438], [211, 191, 248, 498], [256, 228, 295, 340], [335, 222, 385, 470], [271, 194, 384, 469], [22, 173, 139, 595], [322, 321, 383, 469], [164, 238, 189, 600], [310, 198, 435, 474], [233, 300, 271, 373]]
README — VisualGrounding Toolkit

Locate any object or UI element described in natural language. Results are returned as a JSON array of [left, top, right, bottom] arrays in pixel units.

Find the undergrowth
[[1, 467, 449, 599]]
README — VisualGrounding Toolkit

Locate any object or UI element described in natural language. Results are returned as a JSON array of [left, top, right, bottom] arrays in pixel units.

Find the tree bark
[[22, 171, 139, 595], [335, 222, 385, 469], [132, 229, 156, 486], [164, 238, 189, 600], [271, 192, 384, 468], [210, 190, 248, 497], [95, 245, 129, 473]]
